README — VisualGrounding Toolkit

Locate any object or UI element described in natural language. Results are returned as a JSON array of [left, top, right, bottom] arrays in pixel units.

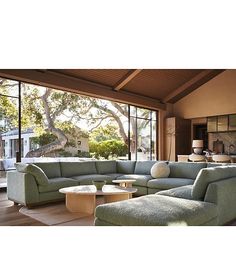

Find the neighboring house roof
[[1, 128, 34, 137]]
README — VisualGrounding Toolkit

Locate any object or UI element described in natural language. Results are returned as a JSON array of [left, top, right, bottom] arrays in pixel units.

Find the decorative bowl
[[92, 180, 106, 190]]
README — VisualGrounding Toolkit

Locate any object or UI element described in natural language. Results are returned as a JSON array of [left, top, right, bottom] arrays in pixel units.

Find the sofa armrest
[[7, 171, 40, 206], [204, 177, 236, 225]]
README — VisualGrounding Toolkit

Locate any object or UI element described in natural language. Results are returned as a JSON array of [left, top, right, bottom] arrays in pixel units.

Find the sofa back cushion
[[169, 162, 207, 179], [60, 161, 97, 177], [116, 161, 136, 174], [34, 162, 61, 179], [134, 161, 156, 175], [157, 185, 193, 200], [192, 166, 236, 200], [95, 161, 117, 174], [15, 163, 49, 185]]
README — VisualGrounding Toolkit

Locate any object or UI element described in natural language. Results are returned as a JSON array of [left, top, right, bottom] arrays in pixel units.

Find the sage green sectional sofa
[[7, 160, 206, 207], [7, 159, 236, 226], [95, 165, 236, 226]]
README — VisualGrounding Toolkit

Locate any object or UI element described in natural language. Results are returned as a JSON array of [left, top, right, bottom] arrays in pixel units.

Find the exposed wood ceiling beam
[[163, 69, 225, 103], [113, 69, 142, 91], [0, 69, 166, 110]]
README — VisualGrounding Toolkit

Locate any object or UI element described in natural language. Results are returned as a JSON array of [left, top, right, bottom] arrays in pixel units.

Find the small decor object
[[213, 139, 224, 154], [92, 180, 106, 190], [151, 162, 170, 178], [192, 140, 204, 154]]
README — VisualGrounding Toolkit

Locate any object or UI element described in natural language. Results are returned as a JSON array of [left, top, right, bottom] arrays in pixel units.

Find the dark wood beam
[[113, 69, 142, 91], [0, 69, 166, 110], [163, 69, 225, 103]]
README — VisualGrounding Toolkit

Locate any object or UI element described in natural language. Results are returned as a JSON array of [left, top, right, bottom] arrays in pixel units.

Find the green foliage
[[74, 151, 91, 158], [30, 133, 57, 146], [58, 150, 73, 157], [56, 121, 89, 138], [0, 89, 18, 130], [89, 139, 127, 160], [90, 125, 121, 142]]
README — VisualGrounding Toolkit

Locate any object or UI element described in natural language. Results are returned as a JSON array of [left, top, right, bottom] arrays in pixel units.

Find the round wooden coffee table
[[59, 185, 137, 214]]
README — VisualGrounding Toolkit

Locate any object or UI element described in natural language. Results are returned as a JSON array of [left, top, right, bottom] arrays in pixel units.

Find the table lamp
[[192, 140, 203, 154]]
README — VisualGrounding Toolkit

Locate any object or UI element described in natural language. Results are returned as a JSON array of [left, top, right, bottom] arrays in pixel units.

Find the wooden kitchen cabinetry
[[229, 115, 236, 131], [208, 114, 236, 132], [165, 117, 191, 161], [207, 116, 217, 132], [217, 115, 228, 132]]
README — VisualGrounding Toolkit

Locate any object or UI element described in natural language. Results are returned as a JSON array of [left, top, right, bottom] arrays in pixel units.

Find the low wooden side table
[[112, 179, 136, 198]]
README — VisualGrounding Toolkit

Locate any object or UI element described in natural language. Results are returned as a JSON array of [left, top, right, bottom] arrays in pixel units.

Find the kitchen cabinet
[[229, 115, 236, 131], [207, 117, 217, 132], [208, 114, 236, 132], [217, 115, 228, 132]]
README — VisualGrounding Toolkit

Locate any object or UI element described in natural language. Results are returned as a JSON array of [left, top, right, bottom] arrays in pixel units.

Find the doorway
[[193, 124, 208, 150]]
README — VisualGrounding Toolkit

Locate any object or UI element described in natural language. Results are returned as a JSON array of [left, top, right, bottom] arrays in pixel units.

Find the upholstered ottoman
[[94, 194, 218, 226]]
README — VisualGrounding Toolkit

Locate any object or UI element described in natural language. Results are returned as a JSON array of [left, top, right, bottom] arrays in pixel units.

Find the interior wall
[[173, 70, 236, 119]]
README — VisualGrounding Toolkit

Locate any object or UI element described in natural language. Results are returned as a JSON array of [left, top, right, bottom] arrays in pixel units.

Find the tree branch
[[26, 88, 68, 157]]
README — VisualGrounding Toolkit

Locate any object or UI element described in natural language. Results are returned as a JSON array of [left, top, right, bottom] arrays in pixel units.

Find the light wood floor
[[0, 189, 95, 226], [0, 189, 45, 226], [1, 188, 236, 226]]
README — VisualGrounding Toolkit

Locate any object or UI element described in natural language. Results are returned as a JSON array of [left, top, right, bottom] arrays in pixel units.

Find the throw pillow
[[151, 162, 170, 178], [15, 163, 49, 186]]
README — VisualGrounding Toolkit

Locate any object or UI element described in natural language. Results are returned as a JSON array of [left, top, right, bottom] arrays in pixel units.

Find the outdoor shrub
[[89, 139, 127, 159]]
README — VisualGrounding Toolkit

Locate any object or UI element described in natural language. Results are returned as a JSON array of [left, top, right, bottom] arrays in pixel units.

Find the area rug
[[19, 203, 94, 226]]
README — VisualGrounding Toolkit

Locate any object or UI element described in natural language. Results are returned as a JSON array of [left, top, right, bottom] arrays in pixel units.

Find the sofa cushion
[[95, 195, 218, 226], [34, 162, 61, 179], [95, 161, 117, 174], [147, 178, 194, 190], [38, 177, 78, 193], [134, 161, 156, 175], [117, 174, 152, 187], [60, 161, 97, 177], [151, 162, 170, 178], [104, 173, 124, 180], [71, 174, 112, 184], [116, 161, 136, 174], [169, 162, 207, 179], [207, 163, 224, 168], [192, 166, 236, 200], [15, 163, 49, 186], [157, 185, 193, 200]]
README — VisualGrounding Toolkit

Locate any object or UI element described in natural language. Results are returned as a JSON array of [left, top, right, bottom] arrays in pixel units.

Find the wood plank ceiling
[[0, 69, 224, 110]]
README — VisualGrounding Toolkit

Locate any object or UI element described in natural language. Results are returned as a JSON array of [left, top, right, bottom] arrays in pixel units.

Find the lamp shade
[[192, 140, 203, 148]]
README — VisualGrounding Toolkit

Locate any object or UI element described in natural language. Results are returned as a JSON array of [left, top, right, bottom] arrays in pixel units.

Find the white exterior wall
[[1, 132, 89, 158], [1, 132, 36, 158]]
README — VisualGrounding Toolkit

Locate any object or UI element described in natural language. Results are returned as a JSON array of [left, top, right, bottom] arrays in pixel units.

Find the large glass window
[[130, 106, 157, 161], [0, 79, 20, 186], [1, 78, 158, 168]]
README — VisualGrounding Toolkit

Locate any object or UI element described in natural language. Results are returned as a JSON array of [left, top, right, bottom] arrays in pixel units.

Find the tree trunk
[[25, 127, 68, 157], [25, 88, 68, 157]]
